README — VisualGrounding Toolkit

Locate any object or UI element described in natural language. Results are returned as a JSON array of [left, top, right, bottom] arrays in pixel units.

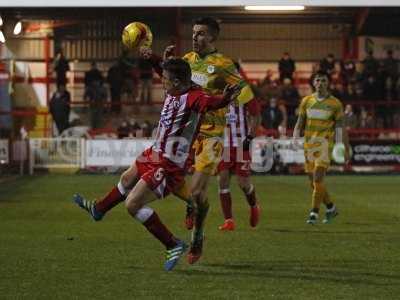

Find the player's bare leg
[[73, 164, 139, 221], [188, 171, 210, 264], [125, 179, 187, 271], [237, 175, 260, 227], [218, 169, 235, 231]]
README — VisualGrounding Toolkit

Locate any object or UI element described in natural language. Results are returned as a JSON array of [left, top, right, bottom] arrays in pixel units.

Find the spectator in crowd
[[320, 54, 336, 77], [382, 50, 398, 100], [107, 62, 124, 113], [117, 120, 130, 139], [84, 79, 107, 129], [344, 104, 358, 129], [128, 118, 141, 136], [363, 75, 380, 100], [341, 58, 357, 85], [362, 50, 379, 78], [279, 78, 300, 127], [382, 50, 398, 81], [261, 97, 287, 130], [354, 82, 364, 101], [385, 76, 396, 101], [396, 77, 400, 100], [53, 50, 70, 88], [259, 80, 281, 105], [346, 83, 358, 101], [138, 58, 153, 104], [260, 69, 274, 86], [84, 62, 104, 92], [278, 52, 296, 82], [332, 83, 350, 102], [359, 107, 376, 129], [141, 120, 153, 137], [119, 50, 139, 103], [49, 84, 70, 135]]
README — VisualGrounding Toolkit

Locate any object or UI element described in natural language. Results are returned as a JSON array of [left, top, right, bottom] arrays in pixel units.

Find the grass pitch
[[0, 174, 399, 299]]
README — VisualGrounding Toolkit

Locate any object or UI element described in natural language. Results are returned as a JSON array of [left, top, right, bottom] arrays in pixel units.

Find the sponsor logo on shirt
[[154, 168, 165, 181], [192, 72, 208, 86], [225, 112, 238, 123], [306, 109, 332, 120]]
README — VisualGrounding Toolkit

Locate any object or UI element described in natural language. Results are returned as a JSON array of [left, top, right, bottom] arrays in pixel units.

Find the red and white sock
[[136, 207, 177, 249], [244, 184, 257, 207], [219, 188, 233, 220], [95, 181, 127, 214]]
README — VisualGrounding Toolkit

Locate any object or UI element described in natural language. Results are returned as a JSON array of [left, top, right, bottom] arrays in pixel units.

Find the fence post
[[28, 139, 33, 175], [80, 138, 86, 169]]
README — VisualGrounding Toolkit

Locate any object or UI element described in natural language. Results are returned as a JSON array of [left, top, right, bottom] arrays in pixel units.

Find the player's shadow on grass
[[176, 260, 400, 287]]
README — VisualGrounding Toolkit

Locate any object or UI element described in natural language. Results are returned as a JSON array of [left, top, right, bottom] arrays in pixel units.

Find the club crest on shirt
[[207, 65, 215, 74]]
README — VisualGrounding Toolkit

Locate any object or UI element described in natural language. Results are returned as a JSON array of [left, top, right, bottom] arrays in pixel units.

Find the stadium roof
[[0, 6, 399, 36], [0, 0, 399, 6]]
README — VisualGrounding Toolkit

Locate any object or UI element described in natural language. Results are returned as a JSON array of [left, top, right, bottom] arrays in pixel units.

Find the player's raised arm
[[220, 59, 254, 105]]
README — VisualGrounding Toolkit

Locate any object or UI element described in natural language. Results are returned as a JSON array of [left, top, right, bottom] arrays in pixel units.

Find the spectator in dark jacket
[[278, 52, 296, 82], [84, 80, 107, 129], [320, 54, 336, 77], [280, 78, 300, 127], [382, 50, 398, 80], [262, 98, 287, 130], [138, 58, 153, 104], [53, 51, 70, 88], [49, 84, 70, 135], [85, 62, 103, 91], [362, 50, 379, 78], [107, 62, 124, 113]]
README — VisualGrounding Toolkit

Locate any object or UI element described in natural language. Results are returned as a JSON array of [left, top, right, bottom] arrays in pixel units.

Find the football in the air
[[122, 22, 153, 49]]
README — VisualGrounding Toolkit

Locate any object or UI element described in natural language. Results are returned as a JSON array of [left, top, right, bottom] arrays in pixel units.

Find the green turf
[[0, 174, 399, 299]]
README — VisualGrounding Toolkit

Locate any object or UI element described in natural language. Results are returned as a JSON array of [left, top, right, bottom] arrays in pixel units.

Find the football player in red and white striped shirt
[[217, 97, 262, 231], [73, 58, 240, 271]]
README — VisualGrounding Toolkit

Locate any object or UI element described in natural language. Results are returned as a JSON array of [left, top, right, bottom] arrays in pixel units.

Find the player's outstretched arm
[[191, 84, 241, 112], [223, 84, 242, 102]]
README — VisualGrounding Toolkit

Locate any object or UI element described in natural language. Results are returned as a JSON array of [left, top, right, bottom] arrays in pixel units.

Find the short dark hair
[[309, 70, 330, 89], [162, 58, 192, 84], [314, 70, 330, 79], [193, 17, 220, 39]]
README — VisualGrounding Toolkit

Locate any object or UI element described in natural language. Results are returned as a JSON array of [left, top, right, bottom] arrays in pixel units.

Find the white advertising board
[[85, 139, 154, 167], [84, 138, 305, 170], [0, 139, 9, 164]]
